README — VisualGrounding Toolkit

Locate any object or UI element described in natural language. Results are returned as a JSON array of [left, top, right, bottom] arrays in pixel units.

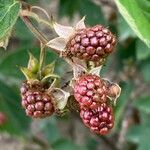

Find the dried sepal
[[73, 64, 87, 79], [53, 22, 74, 39], [46, 37, 66, 51], [89, 66, 102, 76], [28, 52, 39, 73], [75, 16, 86, 30], [52, 88, 70, 110], [0, 37, 9, 49], [102, 78, 121, 105]]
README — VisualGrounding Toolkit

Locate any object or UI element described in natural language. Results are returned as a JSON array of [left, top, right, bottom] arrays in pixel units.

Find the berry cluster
[[80, 103, 114, 135], [73, 74, 114, 135], [74, 74, 108, 109], [19, 17, 120, 136], [66, 25, 116, 62], [21, 81, 54, 118]]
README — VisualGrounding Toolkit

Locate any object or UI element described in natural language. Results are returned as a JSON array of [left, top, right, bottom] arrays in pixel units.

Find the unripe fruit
[[20, 81, 55, 118], [66, 25, 116, 62], [74, 74, 108, 109], [80, 103, 114, 135], [0, 112, 7, 125]]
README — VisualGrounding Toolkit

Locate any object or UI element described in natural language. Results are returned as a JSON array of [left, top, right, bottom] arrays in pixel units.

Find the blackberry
[[80, 103, 114, 135], [66, 25, 116, 62], [74, 74, 108, 109], [21, 81, 55, 118]]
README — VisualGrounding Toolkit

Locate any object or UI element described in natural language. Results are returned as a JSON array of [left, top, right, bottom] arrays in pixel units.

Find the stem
[[21, 16, 48, 44], [39, 43, 46, 79], [21, 10, 53, 28]]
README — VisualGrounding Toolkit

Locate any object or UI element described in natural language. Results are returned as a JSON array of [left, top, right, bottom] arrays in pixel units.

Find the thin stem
[[31, 6, 51, 20], [21, 16, 48, 44], [21, 10, 53, 28], [39, 43, 46, 79]]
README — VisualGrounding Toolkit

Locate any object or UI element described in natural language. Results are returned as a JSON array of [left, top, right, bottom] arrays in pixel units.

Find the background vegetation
[[0, 0, 150, 149]]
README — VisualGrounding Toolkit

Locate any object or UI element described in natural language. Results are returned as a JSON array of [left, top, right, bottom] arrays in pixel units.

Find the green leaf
[[133, 95, 150, 114], [136, 40, 150, 60], [0, 0, 21, 48], [115, 0, 150, 47], [0, 80, 30, 135]]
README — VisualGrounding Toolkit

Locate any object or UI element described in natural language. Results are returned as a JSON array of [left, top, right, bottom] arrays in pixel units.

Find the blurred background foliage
[[0, 0, 150, 150]]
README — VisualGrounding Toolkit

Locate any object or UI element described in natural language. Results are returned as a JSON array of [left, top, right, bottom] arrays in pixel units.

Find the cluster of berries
[[20, 18, 120, 136], [74, 74, 114, 135]]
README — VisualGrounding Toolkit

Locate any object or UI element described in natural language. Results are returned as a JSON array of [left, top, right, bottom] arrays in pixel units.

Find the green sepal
[[41, 61, 55, 77], [20, 67, 36, 80], [41, 74, 60, 82], [27, 52, 39, 73]]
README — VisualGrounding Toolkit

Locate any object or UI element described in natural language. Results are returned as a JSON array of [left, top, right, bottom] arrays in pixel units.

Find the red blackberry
[[80, 103, 114, 135], [0, 112, 7, 125], [66, 25, 116, 62], [73, 74, 108, 109], [20, 81, 55, 118]]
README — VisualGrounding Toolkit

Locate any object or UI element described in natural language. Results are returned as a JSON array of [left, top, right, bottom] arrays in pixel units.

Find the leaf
[[115, 0, 150, 47], [0, 0, 21, 48], [136, 40, 150, 60], [133, 95, 150, 114], [0, 80, 30, 135]]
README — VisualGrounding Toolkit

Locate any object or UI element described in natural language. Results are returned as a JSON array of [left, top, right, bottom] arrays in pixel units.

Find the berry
[[80, 103, 114, 135], [74, 74, 108, 109], [66, 25, 116, 62], [20, 81, 55, 118], [0, 112, 7, 125]]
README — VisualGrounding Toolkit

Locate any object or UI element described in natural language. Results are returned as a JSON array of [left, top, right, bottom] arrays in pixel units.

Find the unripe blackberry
[[66, 25, 116, 62], [80, 103, 114, 135], [20, 81, 55, 118], [74, 74, 108, 109]]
